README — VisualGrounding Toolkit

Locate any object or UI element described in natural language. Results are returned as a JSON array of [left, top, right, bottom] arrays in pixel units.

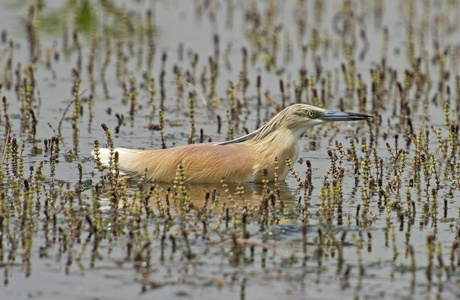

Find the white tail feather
[[92, 148, 132, 175]]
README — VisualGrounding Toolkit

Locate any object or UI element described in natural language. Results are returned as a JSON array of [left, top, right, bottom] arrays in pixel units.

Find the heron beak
[[320, 110, 373, 122]]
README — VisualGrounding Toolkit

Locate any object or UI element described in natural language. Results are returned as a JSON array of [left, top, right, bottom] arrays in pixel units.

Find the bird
[[93, 104, 372, 183]]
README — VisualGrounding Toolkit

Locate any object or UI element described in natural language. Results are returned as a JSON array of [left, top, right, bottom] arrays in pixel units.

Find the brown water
[[0, 1, 459, 299]]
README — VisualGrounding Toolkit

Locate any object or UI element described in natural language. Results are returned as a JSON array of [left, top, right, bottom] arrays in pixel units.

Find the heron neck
[[243, 128, 301, 179]]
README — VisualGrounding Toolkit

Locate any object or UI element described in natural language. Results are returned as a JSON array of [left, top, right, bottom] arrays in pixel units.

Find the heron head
[[215, 104, 372, 146], [283, 104, 372, 130]]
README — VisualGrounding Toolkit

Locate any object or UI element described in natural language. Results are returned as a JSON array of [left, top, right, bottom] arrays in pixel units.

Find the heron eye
[[307, 110, 314, 117]]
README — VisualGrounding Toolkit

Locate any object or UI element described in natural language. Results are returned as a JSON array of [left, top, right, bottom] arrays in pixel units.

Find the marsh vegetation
[[0, 0, 460, 299]]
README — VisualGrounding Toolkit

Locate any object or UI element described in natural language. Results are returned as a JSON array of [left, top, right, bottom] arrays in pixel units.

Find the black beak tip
[[349, 112, 373, 120]]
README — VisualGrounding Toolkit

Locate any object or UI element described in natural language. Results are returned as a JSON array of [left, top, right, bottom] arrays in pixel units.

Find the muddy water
[[0, 1, 459, 299]]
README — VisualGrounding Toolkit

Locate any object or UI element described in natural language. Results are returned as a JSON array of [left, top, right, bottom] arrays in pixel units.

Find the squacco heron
[[94, 104, 372, 183]]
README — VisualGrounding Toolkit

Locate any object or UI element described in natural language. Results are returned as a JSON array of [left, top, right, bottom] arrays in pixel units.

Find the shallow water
[[0, 0, 460, 299]]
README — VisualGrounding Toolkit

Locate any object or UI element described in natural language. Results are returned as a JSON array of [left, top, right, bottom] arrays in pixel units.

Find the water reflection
[[118, 179, 302, 209]]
